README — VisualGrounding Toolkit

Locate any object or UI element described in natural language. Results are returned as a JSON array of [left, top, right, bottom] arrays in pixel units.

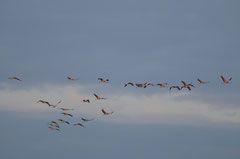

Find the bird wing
[[94, 93, 99, 98], [102, 109, 106, 114], [181, 81, 187, 85], [176, 86, 181, 90], [221, 76, 226, 82], [129, 82, 134, 86]]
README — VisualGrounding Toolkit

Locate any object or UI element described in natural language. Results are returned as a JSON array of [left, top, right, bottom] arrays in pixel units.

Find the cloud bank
[[0, 83, 239, 125]]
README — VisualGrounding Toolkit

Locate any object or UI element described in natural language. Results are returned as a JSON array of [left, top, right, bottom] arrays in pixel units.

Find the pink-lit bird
[[67, 76, 79, 81], [197, 79, 209, 84], [221, 75, 232, 84], [181, 81, 194, 91], [8, 76, 22, 81], [124, 82, 134, 87], [94, 93, 106, 100], [74, 123, 85, 127], [82, 99, 90, 103], [98, 78, 109, 83], [58, 119, 70, 124], [102, 109, 114, 115], [81, 118, 94, 122], [157, 83, 168, 88]]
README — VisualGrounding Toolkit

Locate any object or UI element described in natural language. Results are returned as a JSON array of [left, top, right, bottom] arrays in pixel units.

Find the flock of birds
[[7, 75, 232, 131]]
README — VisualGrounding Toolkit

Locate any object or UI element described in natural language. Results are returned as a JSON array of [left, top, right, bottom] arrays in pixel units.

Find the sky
[[1, 0, 240, 158]]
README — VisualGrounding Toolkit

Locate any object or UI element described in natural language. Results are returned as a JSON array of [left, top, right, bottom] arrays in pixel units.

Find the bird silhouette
[[48, 121, 60, 128], [144, 83, 154, 88], [8, 77, 22, 81], [169, 86, 181, 91], [94, 93, 106, 100], [136, 83, 144, 88], [181, 81, 194, 91], [61, 112, 73, 117], [82, 99, 90, 103], [124, 82, 134, 87], [81, 118, 94, 122], [98, 78, 109, 83], [49, 123, 60, 128], [197, 79, 209, 84], [67, 76, 79, 81], [37, 100, 51, 106], [49, 100, 62, 108], [58, 107, 73, 111], [58, 119, 70, 124], [157, 83, 168, 88], [102, 109, 114, 115], [48, 127, 60, 131], [221, 75, 232, 84], [74, 123, 85, 127]]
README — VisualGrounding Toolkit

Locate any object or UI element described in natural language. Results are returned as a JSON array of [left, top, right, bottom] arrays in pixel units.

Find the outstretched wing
[[102, 109, 106, 114], [8, 77, 22, 81], [221, 76, 226, 82], [94, 93, 99, 99], [181, 81, 187, 85]]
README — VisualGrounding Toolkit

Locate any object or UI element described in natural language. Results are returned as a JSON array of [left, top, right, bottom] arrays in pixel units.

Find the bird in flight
[[98, 78, 109, 83], [169, 86, 181, 91], [74, 123, 85, 127], [61, 112, 73, 117], [49, 123, 60, 128], [94, 93, 106, 100], [136, 83, 144, 88], [181, 81, 194, 91], [81, 118, 94, 122], [102, 109, 114, 115], [221, 75, 232, 84], [58, 107, 73, 111], [67, 76, 79, 81], [49, 100, 62, 108], [8, 77, 22, 81], [48, 127, 60, 131], [144, 83, 154, 88], [124, 82, 134, 87], [157, 83, 168, 88], [37, 100, 51, 107], [197, 79, 209, 84], [82, 99, 90, 103], [48, 121, 60, 128], [58, 119, 70, 124]]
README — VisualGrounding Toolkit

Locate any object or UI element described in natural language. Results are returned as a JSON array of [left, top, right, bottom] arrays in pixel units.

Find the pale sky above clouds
[[1, 0, 240, 158]]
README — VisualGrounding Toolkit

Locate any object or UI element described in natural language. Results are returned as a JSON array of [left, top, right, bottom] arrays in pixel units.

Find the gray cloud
[[1, 83, 240, 125]]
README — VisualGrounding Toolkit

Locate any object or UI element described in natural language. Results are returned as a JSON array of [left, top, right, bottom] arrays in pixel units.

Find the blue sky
[[1, 0, 240, 158]]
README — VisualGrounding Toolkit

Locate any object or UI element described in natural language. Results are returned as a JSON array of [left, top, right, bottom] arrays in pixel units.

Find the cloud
[[0, 83, 240, 125]]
